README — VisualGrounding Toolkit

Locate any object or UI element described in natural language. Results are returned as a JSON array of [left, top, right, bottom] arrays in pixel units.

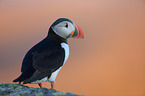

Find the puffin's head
[[51, 18, 84, 39]]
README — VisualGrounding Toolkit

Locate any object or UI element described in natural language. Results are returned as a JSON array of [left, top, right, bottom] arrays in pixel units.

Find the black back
[[13, 27, 67, 83]]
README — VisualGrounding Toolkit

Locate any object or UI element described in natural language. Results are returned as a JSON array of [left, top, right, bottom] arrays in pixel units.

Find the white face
[[51, 21, 75, 39]]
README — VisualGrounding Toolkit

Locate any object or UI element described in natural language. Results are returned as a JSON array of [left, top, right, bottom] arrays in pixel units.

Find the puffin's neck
[[47, 27, 68, 44]]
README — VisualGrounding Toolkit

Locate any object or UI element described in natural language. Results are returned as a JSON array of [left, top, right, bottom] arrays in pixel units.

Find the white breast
[[48, 43, 69, 82], [60, 43, 69, 63]]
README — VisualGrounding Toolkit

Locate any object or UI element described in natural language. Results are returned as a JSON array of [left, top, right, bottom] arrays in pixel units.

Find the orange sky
[[0, 0, 145, 96]]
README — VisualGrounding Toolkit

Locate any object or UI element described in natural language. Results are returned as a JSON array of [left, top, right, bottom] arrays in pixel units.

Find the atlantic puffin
[[13, 18, 84, 89]]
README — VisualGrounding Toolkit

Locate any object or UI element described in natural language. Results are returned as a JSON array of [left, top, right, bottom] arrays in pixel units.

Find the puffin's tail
[[13, 73, 26, 83], [13, 77, 22, 85], [13, 76, 22, 84], [13, 77, 20, 82]]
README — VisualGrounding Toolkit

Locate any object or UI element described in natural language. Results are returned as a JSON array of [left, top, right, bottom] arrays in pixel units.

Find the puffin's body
[[13, 18, 84, 89]]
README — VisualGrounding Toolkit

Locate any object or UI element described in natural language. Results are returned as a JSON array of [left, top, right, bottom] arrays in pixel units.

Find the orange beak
[[75, 25, 84, 39], [72, 25, 84, 39]]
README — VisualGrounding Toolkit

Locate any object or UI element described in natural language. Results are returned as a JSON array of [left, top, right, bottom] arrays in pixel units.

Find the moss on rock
[[0, 83, 84, 96]]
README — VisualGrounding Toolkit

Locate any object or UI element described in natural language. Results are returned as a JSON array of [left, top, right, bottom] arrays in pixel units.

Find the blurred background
[[0, 0, 145, 96]]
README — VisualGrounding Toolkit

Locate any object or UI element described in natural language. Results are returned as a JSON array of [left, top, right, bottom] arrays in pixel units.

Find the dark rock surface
[[0, 83, 84, 96]]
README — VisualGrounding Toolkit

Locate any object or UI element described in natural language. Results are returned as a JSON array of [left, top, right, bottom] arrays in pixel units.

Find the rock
[[0, 83, 85, 96]]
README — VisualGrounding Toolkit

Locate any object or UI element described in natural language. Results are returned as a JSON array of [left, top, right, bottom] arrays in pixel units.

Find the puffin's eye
[[65, 23, 68, 28]]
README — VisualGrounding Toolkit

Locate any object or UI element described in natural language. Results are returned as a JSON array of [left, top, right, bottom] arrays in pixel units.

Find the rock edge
[[0, 83, 84, 96]]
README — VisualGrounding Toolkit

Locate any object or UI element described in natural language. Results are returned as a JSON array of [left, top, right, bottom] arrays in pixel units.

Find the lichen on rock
[[0, 83, 84, 96]]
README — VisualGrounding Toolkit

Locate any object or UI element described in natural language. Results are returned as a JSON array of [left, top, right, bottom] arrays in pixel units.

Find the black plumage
[[13, 18, 84, 89], [13, 27, 67, 84]]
